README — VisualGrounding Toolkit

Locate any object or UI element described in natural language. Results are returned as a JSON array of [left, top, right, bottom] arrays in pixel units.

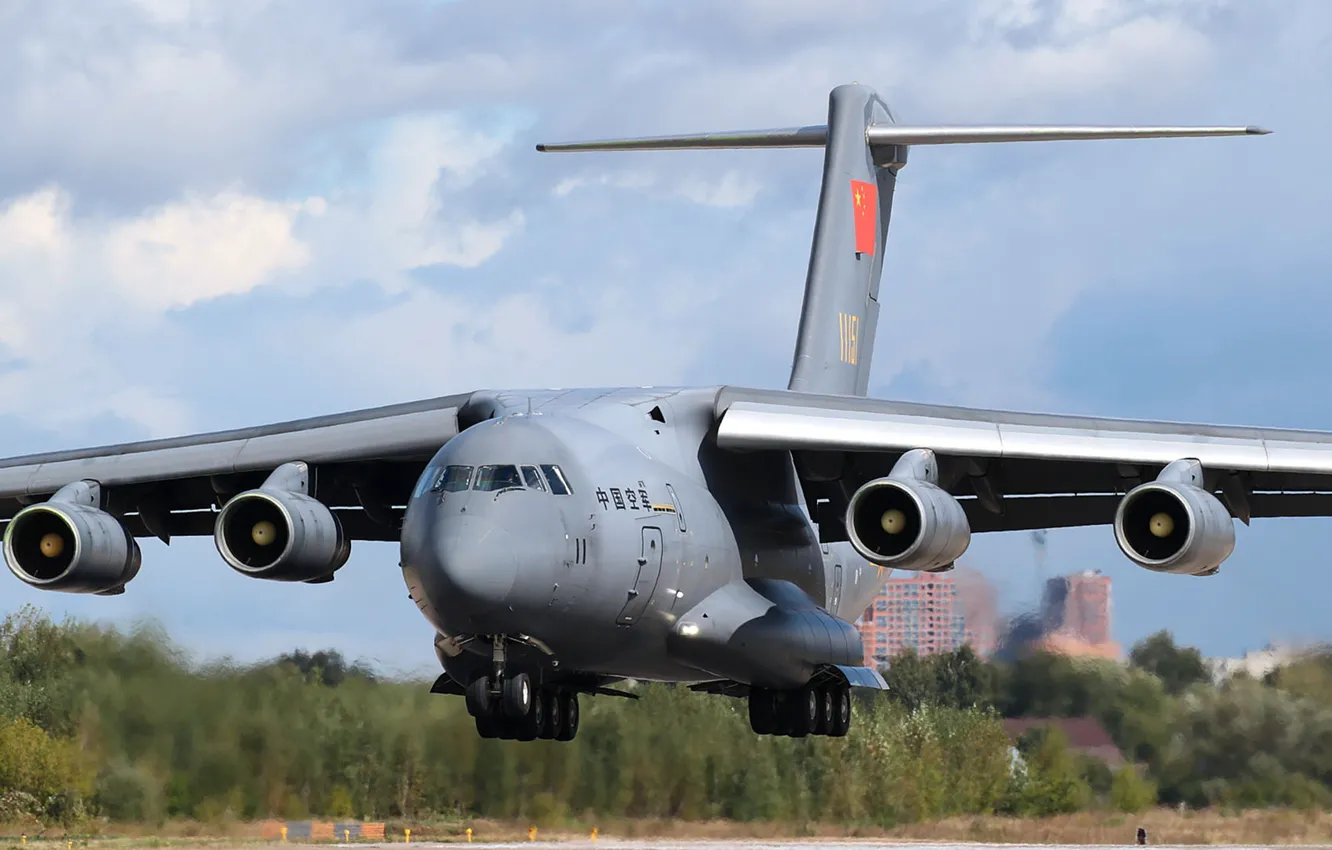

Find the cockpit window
[[540, 464, 572, 495], [521, 465, 546, 491], [431, 465, 473, 493], [474, 464, 523, 491]]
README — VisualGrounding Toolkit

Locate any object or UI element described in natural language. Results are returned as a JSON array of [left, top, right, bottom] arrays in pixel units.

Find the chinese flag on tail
[[850, 179, 877, 255]]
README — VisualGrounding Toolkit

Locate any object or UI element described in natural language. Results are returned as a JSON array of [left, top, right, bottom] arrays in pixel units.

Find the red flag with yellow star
[[850, 179, 877, 255]]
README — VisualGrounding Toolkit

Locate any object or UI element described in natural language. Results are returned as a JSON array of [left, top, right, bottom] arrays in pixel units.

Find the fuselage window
[[666, 483, 686, 532], [521, 465, 546, 491], [540, 464, 572, 495], [432, 465, 473, 493], [474, 464, 523, 491]]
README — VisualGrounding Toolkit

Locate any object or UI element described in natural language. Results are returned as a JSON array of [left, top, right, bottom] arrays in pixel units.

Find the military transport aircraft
[[1, 84, 1319, 743]]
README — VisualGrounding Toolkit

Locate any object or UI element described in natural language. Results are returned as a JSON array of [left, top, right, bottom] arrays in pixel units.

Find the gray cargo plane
[[1, 84, 1320, 743]]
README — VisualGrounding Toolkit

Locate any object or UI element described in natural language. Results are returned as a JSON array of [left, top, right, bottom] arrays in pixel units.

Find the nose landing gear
[[747, 682, 851, 737], [466, 673, 581, 741]]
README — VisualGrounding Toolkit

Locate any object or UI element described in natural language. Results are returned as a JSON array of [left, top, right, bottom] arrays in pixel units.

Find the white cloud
[[676, 171, 763, 208], [105, 192, 312, 311]]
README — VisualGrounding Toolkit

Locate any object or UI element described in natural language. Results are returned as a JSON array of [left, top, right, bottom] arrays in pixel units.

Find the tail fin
[[537, 85, 1268, 396]]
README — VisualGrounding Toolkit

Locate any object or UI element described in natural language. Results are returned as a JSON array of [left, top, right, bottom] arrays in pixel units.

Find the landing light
[[679, 622, 700, 637]]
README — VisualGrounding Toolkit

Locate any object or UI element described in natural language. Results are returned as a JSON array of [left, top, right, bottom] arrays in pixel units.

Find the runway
[[337, 842, 1323, 850]]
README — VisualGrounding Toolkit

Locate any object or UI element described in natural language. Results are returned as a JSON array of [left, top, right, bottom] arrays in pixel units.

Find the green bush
[[1109, 765, 1157, 813]]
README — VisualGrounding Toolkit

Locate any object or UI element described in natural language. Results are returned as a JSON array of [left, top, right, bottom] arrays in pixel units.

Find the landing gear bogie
[[472, 675, 580, 742], [748, 682, 852, 738]]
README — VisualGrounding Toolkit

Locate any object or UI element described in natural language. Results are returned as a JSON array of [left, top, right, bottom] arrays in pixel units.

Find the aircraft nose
[[434, 516, 518, 617]]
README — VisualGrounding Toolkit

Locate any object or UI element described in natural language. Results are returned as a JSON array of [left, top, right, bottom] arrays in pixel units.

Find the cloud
[[106, 192, 313, 311]]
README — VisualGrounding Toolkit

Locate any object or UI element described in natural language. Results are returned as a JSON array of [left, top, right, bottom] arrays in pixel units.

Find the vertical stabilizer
[[536, 87, 1267, 398], [787, 85, 900, 397]]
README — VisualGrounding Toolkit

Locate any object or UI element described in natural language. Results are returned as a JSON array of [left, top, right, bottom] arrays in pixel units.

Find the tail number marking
[[839, 312, 859, 365]]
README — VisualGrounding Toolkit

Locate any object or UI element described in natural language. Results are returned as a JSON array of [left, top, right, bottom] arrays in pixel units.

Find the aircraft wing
[[0, 393, 471, 542], [713, 387, 1332, 533]]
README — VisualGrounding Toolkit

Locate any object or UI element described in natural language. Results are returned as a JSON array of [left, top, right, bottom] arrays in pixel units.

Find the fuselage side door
[[832, 563, 843, 615], [616, 526, 664, 626]]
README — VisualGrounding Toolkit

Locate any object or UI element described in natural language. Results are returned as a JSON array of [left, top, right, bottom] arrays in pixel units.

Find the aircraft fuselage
[[399, 387, 884, 689]]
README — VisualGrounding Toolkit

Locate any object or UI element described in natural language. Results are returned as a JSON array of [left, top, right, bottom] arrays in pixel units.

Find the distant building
[[1036, 570, 1120, 659], [1207, 643, 1301, 682], [855, 568, 998, 667], [1002, 716, 1125, 768]]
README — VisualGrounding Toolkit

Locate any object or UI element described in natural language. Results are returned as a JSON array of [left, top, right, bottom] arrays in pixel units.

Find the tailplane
[[537, 86, 1268, 397]]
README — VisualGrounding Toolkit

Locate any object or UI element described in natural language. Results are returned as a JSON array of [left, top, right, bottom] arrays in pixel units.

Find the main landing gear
[[465, 672, 581, 742], [747, 682, 851, 737]]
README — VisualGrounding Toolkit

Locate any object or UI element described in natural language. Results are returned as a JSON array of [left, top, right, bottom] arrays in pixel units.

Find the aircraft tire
[[830, 686, 851, 738], [788, 686, 819, 738], [748, 688, 777, 735], [515, 689, 544, 742], [465, 676, 491, 718], [502, 672, 532, 717], [555, 691, 579, 742], [816, 686, 836, 735], [539, 689, 561, 740], [475, 715, 501, 739]]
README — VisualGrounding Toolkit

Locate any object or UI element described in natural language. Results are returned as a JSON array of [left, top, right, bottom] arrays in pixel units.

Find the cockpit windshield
[[473, 464, 523, 491], [520, 465, 546, 491], [541, 464, 573, 495], [431, 465, 473, 493]]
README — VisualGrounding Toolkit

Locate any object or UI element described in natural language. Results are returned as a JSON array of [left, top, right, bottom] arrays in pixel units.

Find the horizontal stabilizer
[[865, 124, 1270, 145], [536, 125, 828, 152], [537, 124, 1268, 153]]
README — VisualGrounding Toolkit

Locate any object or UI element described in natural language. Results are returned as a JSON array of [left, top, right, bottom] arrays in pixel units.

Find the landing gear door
[[616, 526, 664, 626]]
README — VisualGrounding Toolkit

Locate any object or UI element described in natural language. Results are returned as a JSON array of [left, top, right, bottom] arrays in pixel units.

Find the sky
[[1, 0, 1331, 677]]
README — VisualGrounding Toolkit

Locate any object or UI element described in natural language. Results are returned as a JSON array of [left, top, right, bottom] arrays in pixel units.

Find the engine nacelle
[[215, 463, 350, 582], [3, 482, 141, 595], [845, 449, 971, 572], [1114, 460, 1236, 576]]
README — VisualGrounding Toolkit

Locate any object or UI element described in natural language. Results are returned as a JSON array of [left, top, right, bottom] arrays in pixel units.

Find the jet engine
[[1113, 459, 1235, 576], [215, 462, 350, 583], [845, 449, 971, 572], [3, 481, 141, 595]]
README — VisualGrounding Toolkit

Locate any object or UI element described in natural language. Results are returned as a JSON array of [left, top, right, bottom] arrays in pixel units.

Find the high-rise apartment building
[[1042, 570, 1112, 644], [854, 569, 997, 667], [1036, 570, 1118, 659]]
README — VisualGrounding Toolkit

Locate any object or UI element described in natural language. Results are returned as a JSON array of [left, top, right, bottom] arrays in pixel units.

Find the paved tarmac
[[337, 842, 1321, 850]]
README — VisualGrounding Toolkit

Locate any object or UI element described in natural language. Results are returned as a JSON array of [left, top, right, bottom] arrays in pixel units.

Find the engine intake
[[215, 463, 350, 582], [845, 449, 971, 572], [1114, 460, 1235, 576], [3, 481, 141, 594]]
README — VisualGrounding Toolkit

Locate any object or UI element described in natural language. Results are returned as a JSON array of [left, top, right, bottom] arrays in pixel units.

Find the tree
[[1129, 631, 1210, 695], [1109, 764, 1157, 813], [881, 650, 937, 711], [1007, 727, 1091, 816], [931, 645, 992, 710], [275, 650, 376, 687]]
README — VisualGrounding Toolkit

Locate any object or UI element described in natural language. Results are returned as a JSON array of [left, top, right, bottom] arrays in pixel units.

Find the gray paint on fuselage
[[399, 386, 886, 687]]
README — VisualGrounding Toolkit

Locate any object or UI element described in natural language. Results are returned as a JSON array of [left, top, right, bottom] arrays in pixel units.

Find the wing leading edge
[[713, 386, 1332, 534], [0, 392, 474, 539]]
